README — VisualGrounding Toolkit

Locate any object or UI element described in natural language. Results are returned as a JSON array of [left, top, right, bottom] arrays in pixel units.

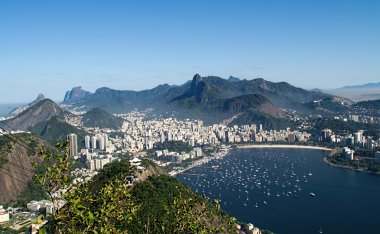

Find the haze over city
[[1, 0, 379, 103]]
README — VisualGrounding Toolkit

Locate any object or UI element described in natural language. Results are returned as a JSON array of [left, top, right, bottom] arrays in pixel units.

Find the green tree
[[34, 140, 138, 233]]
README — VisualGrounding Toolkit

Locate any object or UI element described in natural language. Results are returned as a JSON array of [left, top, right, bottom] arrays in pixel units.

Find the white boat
[[310, 192, 316, 197]]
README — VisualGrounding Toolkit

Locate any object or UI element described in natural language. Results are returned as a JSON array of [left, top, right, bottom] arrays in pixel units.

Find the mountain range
[[62, 74, 341, 126], [339, 82, 380, 90], [3, 99, 70, 131], [3, 74, 380, 144], [323, 82, 380, 102]]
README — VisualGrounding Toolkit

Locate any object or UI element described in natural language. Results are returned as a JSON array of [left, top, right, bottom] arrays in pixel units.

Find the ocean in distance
[[176, 147, 380, 234], [0, 103, 23, 116]]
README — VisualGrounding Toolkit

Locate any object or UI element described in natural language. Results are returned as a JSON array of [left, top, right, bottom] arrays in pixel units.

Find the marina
[[176, 147, 380, 234]]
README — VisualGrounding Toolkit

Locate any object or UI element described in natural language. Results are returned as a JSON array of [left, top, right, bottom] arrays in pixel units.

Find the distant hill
[[0, 99, 88, 145], [64, 74, 331, 113], [323, 82, 380, 102], [227, 76, 241, 82], [340, 82, 380, 90], [62, 84, 175, 113], [325, 87, 380, 102], [302, 96, 352, 117], [29, 116, 87, 145], [224, 94, 285, 118], [2, 99, 71, 131], [354, 99, 380, 109], [9, 94, 46, 116], [81, 108, 124, 129], [64, 86, 91, 102], [230, 110, 294, 130]]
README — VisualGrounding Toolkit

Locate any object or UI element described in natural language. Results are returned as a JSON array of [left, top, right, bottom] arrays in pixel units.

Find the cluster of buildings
[[67, 132, 117, 171], [320, 129, 380, 149], [348, 112, 380, 124], [155, 147, 203, 163], [26, 200, 54, 214], [0, 205, 41, 232], [65, 113, 312, 171], [321, 129, 380, 161], [101, 117, 309, 155], [0, 129, 30, 136], [342, 147, 355, 160]]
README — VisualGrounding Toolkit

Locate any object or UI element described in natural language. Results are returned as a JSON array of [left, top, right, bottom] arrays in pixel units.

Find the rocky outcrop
[[138, 162, 167, 182], [63, 86, 91, 103]]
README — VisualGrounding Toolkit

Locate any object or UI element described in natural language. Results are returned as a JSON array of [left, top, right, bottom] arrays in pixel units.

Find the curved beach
[[237, 144, 331, 151]]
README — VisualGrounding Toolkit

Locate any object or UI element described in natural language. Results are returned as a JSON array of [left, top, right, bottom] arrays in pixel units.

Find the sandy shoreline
[[237, 144, 332, 151]]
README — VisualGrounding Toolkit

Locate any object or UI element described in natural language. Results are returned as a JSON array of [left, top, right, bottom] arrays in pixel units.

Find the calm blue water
[[176, 148, 380, 234]]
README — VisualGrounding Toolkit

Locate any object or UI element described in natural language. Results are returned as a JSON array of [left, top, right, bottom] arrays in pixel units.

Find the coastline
[[323, 156, 380, 175], [237, 144, 332, 151], [169, 146, 231, 176], [170, 144, 380, 176]]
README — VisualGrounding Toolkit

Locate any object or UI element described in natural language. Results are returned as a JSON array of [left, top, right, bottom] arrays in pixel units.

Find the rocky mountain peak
[[64, 86, 91, 103], [228, 76, 241, 82], [9, 94, 46, 116]]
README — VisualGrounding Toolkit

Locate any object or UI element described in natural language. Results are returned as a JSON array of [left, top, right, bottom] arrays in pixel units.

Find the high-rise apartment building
[[91, 136, 97, 149], [85, 135, 90, 149], [67, 133, 78, 158]]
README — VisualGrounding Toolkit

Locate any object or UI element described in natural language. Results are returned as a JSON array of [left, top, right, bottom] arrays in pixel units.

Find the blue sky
[[0, 0, 379, 103]]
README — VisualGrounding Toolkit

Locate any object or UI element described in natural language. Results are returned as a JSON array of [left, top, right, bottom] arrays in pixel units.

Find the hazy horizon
[[1, 0, 379, 103]]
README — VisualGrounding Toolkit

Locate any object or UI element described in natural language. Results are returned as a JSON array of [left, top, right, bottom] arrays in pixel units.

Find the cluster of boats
[[177, 149, 317, 209]]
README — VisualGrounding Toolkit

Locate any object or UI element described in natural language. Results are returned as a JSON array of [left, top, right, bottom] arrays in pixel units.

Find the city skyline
[[1, 0, 380, 103]]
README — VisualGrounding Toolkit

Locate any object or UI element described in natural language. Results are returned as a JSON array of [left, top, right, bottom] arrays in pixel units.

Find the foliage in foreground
[[129, 175, 237, 233], [34, 141, 238, 233]]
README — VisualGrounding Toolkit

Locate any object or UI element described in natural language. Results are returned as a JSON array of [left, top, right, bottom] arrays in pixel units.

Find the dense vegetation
[[148, 141, 193, 154], [230, 110, 296, 130], [29, 116, 87, 145], [327, 151, 380, 173], [87, 159, 131, 193], [355, 99, 380, 109], [35, 141, 238, 233], [223, 94, 271, 113], [81, 107, 124, 129], [310, 118, 380, 140], [0, 135, 13, 168], [128, 175, 236, 233]]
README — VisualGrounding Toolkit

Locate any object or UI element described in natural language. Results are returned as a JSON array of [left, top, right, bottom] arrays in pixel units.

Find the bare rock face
[[63, 86, 91, 103], [0, 135, 42, 204]]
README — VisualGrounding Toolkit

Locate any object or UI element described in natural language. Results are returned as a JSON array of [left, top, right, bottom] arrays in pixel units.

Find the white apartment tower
[[91, 136, 97, 149], [67, 133, 78, 158], [84, 135, 90, 149]]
